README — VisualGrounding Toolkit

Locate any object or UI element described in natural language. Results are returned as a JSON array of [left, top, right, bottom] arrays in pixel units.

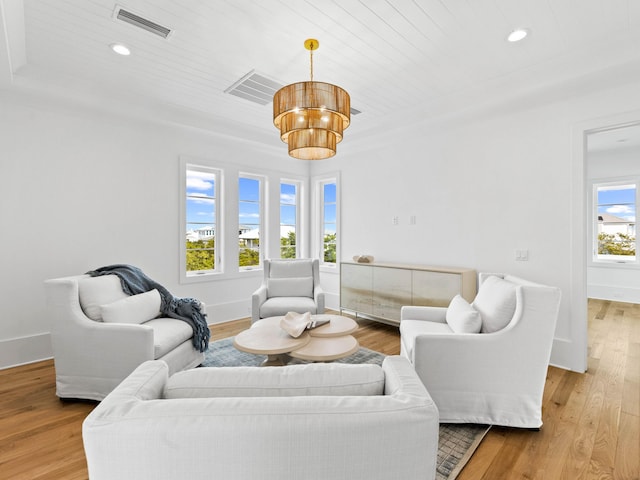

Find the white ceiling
[[2, 0, 640, 150]]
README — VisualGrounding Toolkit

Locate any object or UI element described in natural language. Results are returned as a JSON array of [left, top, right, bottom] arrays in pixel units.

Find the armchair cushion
[[144, 318, 194, 358], [259, 296, 318, 318], [101, 289, 161, 324], [472, 275, 517, 333], [164, 363, 385, 398], [268, 276, 313, 298], [78, 275, 128, 321], [445, 295, 482, 333], [269, 259, 313, 278]]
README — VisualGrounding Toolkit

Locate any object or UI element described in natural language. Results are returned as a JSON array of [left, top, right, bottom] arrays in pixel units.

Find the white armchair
[[400, 273, 561, 429], [251, 258, 325, 323], [44, 274, 205, 401]]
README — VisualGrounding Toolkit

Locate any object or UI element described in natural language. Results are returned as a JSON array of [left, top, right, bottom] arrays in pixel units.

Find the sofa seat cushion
[[400, 319, 453, 359], [163, 363, 385, 399], [472, 276, 517, 333], [78, 275, 128, 321], [260, 296, 318, 318], [144, 318, 193, 358]]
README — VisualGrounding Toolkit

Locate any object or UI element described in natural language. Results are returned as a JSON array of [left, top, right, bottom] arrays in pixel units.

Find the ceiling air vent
[[114, 6, 172, 39], [226, 70, 363, 115], [225, 71, 283, 106]]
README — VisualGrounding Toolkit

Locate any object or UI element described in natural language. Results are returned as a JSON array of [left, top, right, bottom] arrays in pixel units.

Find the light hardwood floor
[[0, 300, 638, 479]]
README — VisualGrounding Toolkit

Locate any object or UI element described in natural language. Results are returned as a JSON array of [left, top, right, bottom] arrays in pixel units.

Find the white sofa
[[82, 356, 439, 480], [400, 273, 561, 429], [251, 258, 325, 323], [44, 274, 205, 401]]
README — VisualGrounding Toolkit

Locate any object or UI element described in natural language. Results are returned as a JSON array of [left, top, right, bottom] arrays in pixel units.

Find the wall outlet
[[392, 216, 399, 225]]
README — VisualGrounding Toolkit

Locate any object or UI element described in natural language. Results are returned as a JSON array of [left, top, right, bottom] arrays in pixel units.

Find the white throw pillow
[[78, 275, 128, 321], [472, 276, 517, 333], [101, 289, 161, 324], [163, 363, 385, 398], [445, 295, 482, 333]]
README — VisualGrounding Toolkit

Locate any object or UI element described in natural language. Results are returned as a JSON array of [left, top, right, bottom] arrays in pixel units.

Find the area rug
[[202, 337, 490, 480]]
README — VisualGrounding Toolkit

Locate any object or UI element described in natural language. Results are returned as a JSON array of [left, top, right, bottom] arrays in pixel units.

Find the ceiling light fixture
[[110, 43, 131, 56], [507, 29, 528, 42], [273, 39, 350, 160]]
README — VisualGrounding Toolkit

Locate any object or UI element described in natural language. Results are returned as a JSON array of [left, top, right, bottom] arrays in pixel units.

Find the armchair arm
[[251, 284, 267, 323], [400, 305, 447, 323], [411, 329, 548, 395], [313, 284, 325, 314]]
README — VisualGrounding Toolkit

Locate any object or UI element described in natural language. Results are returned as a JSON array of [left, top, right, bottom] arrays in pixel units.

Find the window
[[280, 181, 299, 258], [316, 178, 338, 266], [238, 175, 262, 269], [185, 166, 219, 276], [593, 180, 637, 263]]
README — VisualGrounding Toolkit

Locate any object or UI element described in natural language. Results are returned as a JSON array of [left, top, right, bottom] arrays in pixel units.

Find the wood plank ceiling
[[8, 0, 640, 147]]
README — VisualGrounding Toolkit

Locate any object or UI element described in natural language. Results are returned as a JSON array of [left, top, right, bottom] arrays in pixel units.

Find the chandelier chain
[[309, 46, 314, 81]]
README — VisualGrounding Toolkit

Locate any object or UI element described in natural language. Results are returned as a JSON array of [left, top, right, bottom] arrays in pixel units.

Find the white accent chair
[[251, 258, 325, 323], [83, 356, 439, 480], [44, 274, 205, 401], [400, 273, 561, 429]]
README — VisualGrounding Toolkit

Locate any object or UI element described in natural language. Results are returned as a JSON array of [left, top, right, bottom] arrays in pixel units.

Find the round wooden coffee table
[[233, 314, 359, 365], [233, 325, 310, 366]]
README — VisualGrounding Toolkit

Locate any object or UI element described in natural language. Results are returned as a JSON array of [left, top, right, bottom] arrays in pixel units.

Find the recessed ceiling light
[[110, 43, 131, 56], [507, 29, 528, 43]]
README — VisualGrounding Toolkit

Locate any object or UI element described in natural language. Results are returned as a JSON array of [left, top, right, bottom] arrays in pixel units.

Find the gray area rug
[[202, 337, 490, 480]]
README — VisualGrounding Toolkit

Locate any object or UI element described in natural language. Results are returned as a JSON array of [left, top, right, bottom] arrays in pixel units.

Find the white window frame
[[312, 173, 340, 270], [590, 177, 638, 267], [180, 161, 222, 283], [238, 172, 265, 272], [280, 179, 301, 259]]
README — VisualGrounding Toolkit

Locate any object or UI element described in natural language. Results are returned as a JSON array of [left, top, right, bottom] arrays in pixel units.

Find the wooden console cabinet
[[340, 262, 477, 326]]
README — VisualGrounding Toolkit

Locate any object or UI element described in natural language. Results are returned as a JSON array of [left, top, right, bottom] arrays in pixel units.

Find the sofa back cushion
[[78, 275, 128, 321], [473, 275, 517, 333], [163, 363, 385, 398]]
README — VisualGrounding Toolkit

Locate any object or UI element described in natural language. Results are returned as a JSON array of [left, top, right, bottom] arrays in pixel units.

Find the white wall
[[313, 81, 640, 373], [3, 80, 640, 371], [587, 145, 640, 302], [0, 90, 308, 368]]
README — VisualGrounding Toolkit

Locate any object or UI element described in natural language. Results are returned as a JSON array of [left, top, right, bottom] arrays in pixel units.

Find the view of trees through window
[[186, 168, 216, 272], [595, 182, 636, 261], [280, 182, 297, 258], [239, 176, 261, 268], [323, 182, 337, 264], [184, 163, 339, 276]]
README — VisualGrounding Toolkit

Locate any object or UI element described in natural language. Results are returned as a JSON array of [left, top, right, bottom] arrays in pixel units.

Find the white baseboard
[[549, 337, 586, 373], [0, 333, 53, 370], [324, 292, 340, 311], [205, 299, 251, 324], [587, 284, 640, 304]]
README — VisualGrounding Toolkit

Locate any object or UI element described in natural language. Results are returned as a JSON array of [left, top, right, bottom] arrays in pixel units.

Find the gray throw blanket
[[87, 264, 210, 352]]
